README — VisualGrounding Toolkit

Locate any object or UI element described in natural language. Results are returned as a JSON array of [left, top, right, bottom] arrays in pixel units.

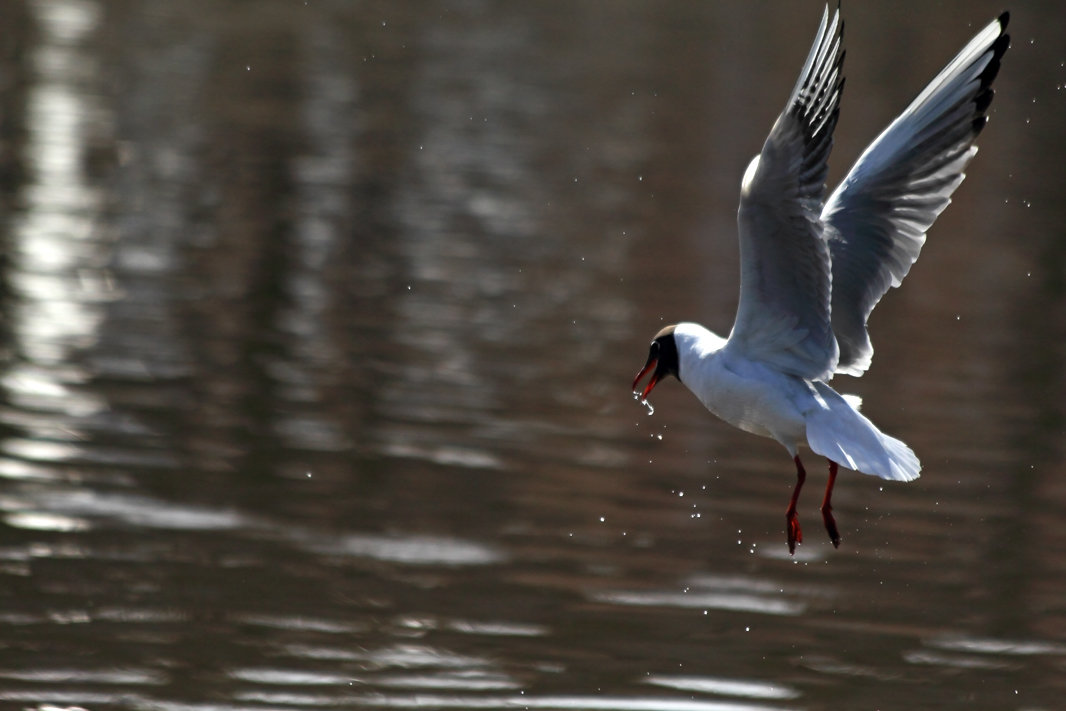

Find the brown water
[[1, 1, 1065, 709]]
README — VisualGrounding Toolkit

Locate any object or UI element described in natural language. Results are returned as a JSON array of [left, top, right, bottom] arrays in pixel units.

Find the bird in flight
[[632, 6, 1010, 554]]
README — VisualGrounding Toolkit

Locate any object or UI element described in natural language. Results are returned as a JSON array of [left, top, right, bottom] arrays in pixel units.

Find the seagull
[[632, 6, 1009, 554]]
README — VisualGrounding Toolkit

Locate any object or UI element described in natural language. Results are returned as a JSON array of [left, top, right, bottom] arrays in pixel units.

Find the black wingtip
[[997, 10, 1010, 31], [991, 32, 1011, 61], [979, 33, 1010, 91], [974, 86, 995, 115], [968, 15, 1010, 130]]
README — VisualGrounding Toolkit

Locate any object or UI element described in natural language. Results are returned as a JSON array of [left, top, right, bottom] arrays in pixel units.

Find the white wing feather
[[730, 6, 844, 381], [823, 13, 1010, 376]]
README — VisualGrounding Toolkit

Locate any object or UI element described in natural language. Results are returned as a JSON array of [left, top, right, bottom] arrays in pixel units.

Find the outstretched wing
[[731, 5, 844, 381], [824, 12, 1010, 376]]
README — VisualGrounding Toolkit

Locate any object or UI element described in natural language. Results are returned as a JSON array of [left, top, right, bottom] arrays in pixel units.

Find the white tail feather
[[806, 383, 921, 482]]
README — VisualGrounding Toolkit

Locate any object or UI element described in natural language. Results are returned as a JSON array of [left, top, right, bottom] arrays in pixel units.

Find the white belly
[[683, 347, 808, 450]]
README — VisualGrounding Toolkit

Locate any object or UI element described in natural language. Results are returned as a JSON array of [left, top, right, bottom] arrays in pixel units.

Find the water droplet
[[633, 392, 655, 415]]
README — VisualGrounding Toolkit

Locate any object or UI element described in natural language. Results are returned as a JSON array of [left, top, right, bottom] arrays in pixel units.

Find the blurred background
[[0, 1, 1063, 709]]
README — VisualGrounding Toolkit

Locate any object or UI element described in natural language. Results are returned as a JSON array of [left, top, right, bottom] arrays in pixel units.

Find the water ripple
[[902, 649, 1016, 670], [445, 619, 548, 637], [11, 488, 245, 530], [362, 643, 493, 671], [374, 670, 519, 691], [591, 589, 804, 616], [0, 667, 167, 685], [926, 634, 1066, 656], [228, 667, 351, 685], [303, 532, 505, 567], [645, 675, 800, 700], [3, 510, 89, 532], [345, 693, 791, 710], [232, 613, 366, 635]]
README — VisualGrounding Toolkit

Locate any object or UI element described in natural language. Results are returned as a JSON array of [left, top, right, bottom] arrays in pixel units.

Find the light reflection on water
[[0, 1, 1064, 710], [645, 676, 799, 701], [376, 699, 787, 711], [591, 587, 807, 616]]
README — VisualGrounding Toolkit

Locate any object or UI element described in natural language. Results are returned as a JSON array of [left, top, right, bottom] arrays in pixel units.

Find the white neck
[[673, 322, 727, 383]]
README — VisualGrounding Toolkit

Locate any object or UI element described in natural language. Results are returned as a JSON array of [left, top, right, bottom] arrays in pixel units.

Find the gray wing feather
[[732, 5, 844, 381], [823, 13, 1010, 376]]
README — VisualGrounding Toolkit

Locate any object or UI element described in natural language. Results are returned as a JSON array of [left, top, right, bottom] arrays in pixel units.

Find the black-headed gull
[[633, 7, 1009, 554]]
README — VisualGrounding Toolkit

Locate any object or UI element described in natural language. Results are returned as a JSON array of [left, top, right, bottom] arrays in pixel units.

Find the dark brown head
[[632, 324, 680, 399]]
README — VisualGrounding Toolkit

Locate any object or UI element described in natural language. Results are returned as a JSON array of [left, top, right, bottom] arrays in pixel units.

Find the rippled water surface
[[1, 1, 1065, 709]]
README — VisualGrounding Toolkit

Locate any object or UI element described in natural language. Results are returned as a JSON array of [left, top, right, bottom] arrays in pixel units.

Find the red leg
[[821, 459, 841, 548], [785, 455, 806, 554]]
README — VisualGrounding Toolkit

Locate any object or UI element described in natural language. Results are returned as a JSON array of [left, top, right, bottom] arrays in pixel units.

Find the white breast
[[674, 324, 809, 451]]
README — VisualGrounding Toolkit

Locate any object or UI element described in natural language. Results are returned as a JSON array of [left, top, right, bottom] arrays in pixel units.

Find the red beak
[[632, 358, 659, 399]]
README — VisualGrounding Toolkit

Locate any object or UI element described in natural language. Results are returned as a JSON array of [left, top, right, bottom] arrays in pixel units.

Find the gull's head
[[632, 324, 680, 399]]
